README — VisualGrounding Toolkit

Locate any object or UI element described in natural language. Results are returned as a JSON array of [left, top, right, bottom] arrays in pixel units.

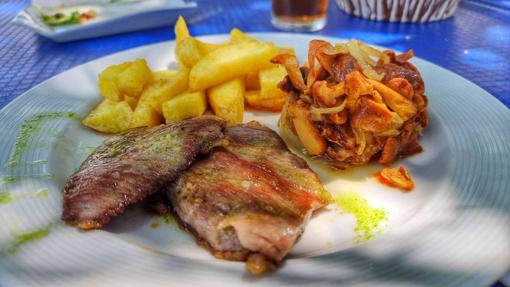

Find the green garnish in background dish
[[42, 11, 81, 26], [41, 10, 96, 27]]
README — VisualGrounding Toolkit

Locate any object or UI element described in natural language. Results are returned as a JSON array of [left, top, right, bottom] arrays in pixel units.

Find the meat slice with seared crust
[[62, 116, 225, 230], [167, 121, 329, 263]]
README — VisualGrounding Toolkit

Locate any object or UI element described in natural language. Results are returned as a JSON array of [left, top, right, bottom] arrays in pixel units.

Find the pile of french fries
[[83, 17, 293, 133]]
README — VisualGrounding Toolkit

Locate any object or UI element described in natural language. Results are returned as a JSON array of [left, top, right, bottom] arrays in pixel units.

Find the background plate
[[11, 1, 196, 42], [0, 33, 509, 286]]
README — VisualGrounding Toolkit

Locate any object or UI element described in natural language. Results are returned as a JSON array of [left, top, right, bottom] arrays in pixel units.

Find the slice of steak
[[62, 116, 225, 230], [167, 121, 329, 263]]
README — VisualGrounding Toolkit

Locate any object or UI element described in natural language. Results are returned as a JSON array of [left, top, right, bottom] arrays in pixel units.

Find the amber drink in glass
[[271, 0, 328, 32]]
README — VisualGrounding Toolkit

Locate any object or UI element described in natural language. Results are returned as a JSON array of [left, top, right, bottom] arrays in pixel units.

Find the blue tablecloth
[[0, 0, 508, 286], [1, 0, 509, 110]]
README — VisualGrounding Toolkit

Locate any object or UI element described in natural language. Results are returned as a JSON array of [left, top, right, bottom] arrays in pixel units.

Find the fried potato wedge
[[230, 28, 295, 55], [175, 37, 204, 68], [98, 59, 152, 102], [124, 94, 139, 110], [230, 28, 258, 43], [245, 90, 287, 112], [98, 62, 131, 101], [129, 101, 163, 128], [176, 37, 226, 68], [83, 99, 132, 133], [162, 91, 207, 123], [129, 68, 188, 128], [271, 53, 306, 91], [152, 70, 178, 82], [259, 65, 290, 100], [116, 59, 153, 98], [144, 68, 189, 113], [189, 42, 278, 91], [208, 78, 245, 124], [174, 16, 190, 44], [245, 71, 260, 90]]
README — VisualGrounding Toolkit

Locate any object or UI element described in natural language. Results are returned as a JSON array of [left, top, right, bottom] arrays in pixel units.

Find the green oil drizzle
[[2, 224, 53, 254], [162, 214, 177, 226], [2, 174, 53, 184], [5, 160, 47, 168], [152, 214, 185, 232], [0, 192, 13, 204], [335, 192, 388, 243], [83, 146, 98, 155], [6, 112, 77, 168], [34, 188, 49, 198], [0, 188, 50, 205], [2, 176, 16, 184]]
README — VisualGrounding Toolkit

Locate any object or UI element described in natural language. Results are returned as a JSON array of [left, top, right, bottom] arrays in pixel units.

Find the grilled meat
[[167, 121, 329, 263], [62, 116, 225, 230]]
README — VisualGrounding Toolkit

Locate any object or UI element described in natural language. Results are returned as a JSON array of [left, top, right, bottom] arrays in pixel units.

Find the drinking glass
[[271, 0, 329, 32]]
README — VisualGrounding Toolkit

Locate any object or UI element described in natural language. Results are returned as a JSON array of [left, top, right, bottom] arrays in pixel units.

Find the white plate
[[0, 33, 509, 287], [11, 1, 196, 42]]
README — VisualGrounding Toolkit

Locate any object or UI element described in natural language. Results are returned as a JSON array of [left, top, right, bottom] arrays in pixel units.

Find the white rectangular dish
[[12, 0, 197, 42]]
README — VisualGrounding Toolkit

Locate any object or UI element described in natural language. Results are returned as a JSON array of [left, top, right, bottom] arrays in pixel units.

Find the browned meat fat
[[62, 116, 225, 230], [167, 121, 329, 263]]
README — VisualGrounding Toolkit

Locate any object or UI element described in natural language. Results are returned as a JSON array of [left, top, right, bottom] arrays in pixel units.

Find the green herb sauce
[[34, 188, 49, 198], [156, 214, 185, 232], [0, 192, 13, 204], [3, 224, 52, 254], [162, 214, 177, 226], [335, 192, 388, 243], [6, 112, 77, 168], [2, 174, 53, 184], [0, 188, 50, 205]]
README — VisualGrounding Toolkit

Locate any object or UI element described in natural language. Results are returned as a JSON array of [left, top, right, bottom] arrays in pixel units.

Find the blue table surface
[[0, 0, 508, 286], [1, 0, 510, 111]]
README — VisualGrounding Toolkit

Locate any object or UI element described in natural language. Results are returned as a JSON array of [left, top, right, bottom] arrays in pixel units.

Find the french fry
[[175, 37, 203, 68], [189, 41, 278, 91], [174, 16, 227, 68], [208, 78, 245, 124], [176, 37, 226, 68], [259, 65, 289, 99], [152, 70, 178, 82], [245, 90, 287, 112], [124, 94, 139, 110], [129, 68, 189, 128], [98, 62, 131, 101], [145, 68, 189, 113], [230, 28, 258, 43], [117, 59, 152, 98], [83, 99, 132, 133], [245, 71, 260, 90], [174, 15, 190, 44], [368, 79, 417, 121], [129, 101, 163, 128], [162, 91, 207, 123]]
